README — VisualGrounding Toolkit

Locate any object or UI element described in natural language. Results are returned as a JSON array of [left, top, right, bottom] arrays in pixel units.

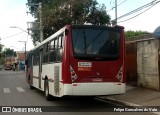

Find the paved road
[[0, 70, 155, 115]]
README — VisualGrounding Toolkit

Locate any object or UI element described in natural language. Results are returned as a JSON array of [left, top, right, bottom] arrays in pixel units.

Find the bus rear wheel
[[45, 80, 51, 101], [29, 85, 34, 90], [29, 75, 34, 90]]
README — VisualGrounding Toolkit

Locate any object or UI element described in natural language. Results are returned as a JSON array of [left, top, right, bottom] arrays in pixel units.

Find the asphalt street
[[0, 70, 155, 115]]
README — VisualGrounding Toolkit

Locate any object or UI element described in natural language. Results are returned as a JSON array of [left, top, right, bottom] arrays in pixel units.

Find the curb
[[96, 97, 160, 115]]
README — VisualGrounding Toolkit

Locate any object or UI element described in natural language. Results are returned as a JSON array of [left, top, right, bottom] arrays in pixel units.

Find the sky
[[98, 0, 160, 31], [0, 0, 34, 51], [0, 0, 160, 51]]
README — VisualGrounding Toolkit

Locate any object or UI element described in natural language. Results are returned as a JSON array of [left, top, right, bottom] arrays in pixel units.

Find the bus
[[26, 25, 126, 100]]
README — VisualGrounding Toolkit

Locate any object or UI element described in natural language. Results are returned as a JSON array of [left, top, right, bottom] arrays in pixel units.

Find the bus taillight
[[70, 66, 78, 82], [116, 66, 123, 82]]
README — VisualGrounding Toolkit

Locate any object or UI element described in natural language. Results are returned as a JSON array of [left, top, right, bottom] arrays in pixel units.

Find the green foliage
[[27, 0, 111, 45], [3, 48, 17, 57], [0, 44, 4, 64], [0, 45, 17, 64], [0, 57, 4, 65], [125, 30, 150, 40], [0, 44, 4, 53]]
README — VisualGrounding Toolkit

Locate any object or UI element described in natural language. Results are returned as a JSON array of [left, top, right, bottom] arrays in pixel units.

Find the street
[[0, 70, 155, 115], [0, 70, 112, 107]]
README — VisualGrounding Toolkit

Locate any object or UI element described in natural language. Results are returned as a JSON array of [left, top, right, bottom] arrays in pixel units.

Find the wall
[[17, 52, 25, 61], [137, 39, 159, 90], [125, 34, 152, 86], [126, 42, 137, 86]]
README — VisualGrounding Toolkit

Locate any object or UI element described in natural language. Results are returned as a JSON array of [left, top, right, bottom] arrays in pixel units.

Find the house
[[15, 51, 26, 70]]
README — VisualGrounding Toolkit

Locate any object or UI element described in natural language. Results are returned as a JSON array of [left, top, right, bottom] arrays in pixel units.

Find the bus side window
[[49, 40, 56, 62], [54, 38, 58, 62], [43, 42, 49, 63], [33, 49, 39, 65], [57, 34, 64, 62], [49, 33, 64, 63]]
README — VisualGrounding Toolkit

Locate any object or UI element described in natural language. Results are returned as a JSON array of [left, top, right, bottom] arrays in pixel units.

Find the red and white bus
[[26, 25, 126, 100]]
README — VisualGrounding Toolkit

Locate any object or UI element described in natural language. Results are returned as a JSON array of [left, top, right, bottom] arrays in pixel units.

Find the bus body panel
[[41, 63, 63, 97], [64, 25, 126, 96], [69, 59, 123, 83], [63, 83, 125, 96], [32, 65, 39, 88], [26, 25, 126, 98], [62, 25, 72, 84], [67, 25, 125, 84]]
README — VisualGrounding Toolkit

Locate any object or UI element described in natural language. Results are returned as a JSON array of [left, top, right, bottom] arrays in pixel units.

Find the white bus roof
[[31, 26, 66, 51]]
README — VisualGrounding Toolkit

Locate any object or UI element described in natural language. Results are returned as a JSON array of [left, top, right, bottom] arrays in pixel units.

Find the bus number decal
[[78, 62, 92, 71]]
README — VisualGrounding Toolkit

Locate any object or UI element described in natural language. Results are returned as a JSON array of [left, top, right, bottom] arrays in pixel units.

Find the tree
[[3, 48, 17, 57], [125, 30, 150, 40], [0, 46, 17, 64], [0, 44, 4, 64], [0, 44, 3, 53], [27, 0, 111, 45]]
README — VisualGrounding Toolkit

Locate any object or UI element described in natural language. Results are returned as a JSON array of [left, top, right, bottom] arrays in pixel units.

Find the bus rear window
[[71, 26, 121, 59]]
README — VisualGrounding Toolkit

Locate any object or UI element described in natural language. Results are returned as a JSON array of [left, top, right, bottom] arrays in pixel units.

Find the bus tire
[[45, 80, 51, 101], [30, 85, 34, 90], [29, 75, 34, 90]]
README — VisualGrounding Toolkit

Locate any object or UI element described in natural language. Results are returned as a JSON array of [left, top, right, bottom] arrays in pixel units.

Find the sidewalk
[[99, 85, 160, 106]]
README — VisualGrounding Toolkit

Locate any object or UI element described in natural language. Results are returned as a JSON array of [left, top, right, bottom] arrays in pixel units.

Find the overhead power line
[[117, 4, 156, 23], [0, 32, 24, 40], [107, 0, 128, 12], [116, 0, 160, 20]]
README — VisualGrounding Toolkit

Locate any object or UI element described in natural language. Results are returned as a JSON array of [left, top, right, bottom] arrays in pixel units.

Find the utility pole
[[25, 41, 26, 59], [112, 0, 117, 26], [39, 3, 43, 42], [18, 41, 26, 60], [115, 0, 117, 25], [10, 26, 28, 60], [26, 3, 43, 42]]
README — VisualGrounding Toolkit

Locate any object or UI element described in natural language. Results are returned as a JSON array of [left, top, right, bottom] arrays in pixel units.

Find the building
[[15, 51, 26, 70]]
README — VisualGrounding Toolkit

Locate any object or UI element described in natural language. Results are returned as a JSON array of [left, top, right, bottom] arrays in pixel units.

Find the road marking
[[16, 87, 25, 92], [3, 88, 10, 93]]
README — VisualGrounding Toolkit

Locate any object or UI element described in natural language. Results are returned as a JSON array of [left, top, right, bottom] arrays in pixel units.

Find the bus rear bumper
[[63, 82, 126, 96]]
